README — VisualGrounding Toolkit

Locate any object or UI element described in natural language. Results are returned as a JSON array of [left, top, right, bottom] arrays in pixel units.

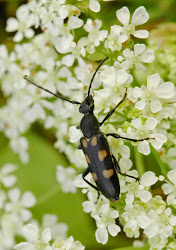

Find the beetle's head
[[79, 94, 94, 114]]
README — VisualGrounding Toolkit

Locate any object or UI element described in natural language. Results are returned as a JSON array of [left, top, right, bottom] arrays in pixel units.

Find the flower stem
[[134, 147, 145, 177]]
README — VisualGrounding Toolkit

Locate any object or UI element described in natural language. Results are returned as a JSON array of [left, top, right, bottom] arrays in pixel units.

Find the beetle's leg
[[112, 155, 139, 181], [76, 125, 80, 129], [99, 89, 127, 126], [82, 168, 99, 192], [106, 133, 150, 142], [78, 144, 82, 149]]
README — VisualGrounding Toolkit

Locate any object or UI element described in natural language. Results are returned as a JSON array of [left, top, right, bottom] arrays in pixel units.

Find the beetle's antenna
[[87, 57, 109, 97], [24, 75, 81, 105]]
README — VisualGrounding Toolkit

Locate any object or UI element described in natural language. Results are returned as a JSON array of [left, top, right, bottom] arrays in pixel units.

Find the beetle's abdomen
[[80, 133, 120, 201]]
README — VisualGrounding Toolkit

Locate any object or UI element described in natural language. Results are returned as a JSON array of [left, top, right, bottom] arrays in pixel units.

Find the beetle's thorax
[[80, 113, 100, 138]]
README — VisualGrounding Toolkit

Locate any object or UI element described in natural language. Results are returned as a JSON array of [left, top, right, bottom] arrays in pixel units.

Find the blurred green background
[[0, 0, 176, 249]]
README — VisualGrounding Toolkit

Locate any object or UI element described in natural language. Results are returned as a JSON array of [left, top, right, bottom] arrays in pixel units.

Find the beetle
[[24, 57, 150, 202]]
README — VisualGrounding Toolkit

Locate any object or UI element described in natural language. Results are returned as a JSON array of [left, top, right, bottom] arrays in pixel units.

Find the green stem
[[151, 147, 169, 178], [114, 111, 128, 119], [134, 147, 146, 177]]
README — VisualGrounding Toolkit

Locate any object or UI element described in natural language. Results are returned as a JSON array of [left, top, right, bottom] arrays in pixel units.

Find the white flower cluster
[[0, 0, 176, 249], [0, 163, 84, 249], [14, 224, 84, 250], [0, 163, 36, 249]]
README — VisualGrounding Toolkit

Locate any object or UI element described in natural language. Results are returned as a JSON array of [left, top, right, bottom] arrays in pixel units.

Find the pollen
[[98, 150, 107, 161], [82, 139, 88, 148], [92, 172, 97, 181], [103, 169, 114, 178], [91, 136, 97, 146], [85, 154, 90, 164]]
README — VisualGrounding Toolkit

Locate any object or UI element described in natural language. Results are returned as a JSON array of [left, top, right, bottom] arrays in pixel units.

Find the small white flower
[[14, 224, 52, 249], [119, 44, 155, 70], [132, 73, 174, 113], [5, 188, 36, 222], [128, 117, 167, 155], [6, 4, 35, 42], [115, 6, 149, 43]]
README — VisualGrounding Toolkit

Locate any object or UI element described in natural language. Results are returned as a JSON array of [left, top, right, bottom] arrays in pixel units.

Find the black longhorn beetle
[[24, 57, 151, 202]]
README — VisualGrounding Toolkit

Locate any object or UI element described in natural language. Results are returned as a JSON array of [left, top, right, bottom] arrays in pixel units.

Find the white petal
[[23, 224, 39, 242], [131, 6, 149, 26], [100, 66, 115, 85], [134, 43, 146, 55], [119, 145, 130, 159], [162, 183, 172, 195], [6, 17, 19, 32], [116, 69, 129, 85], [151, 100, 162, 113], [138, 141, 150, 155], [21, 191, 36, 208], [123, 48, 131, 57], [83, 201, 94, 213], [119, 158, 132, 172], [138, 190, 152, 202], [140, 171, 158, 186], [140, 50, 155, 63], [147, 73, 160, 89], [135, 99, 146, 110], [157, 82, 174, 98], [1, 163, 17, 174], [169, 215, 176, 226], [144, 223, 158, 238], [54, 35, 73, 54], [131, 118, 142, 129], [145, 117, 158, 130], [137, 215, 151, 229], [167, 170, 176, 185], [132, 87, 143, 98], [95, 227, 108, 245], [24, 28, 35, 39], [61, 54, 75, 67], [133, 30, 149, 39], [135, 63, 146, 71], [42, 228, 52, 243], [14, 242, 35, 250], [108, 224, 121, 236], [89, 0, 100, 12], [21, 208, 32, 222], [69, 126, 82, 143], [68, 16, 83, 29], [119, 34, 129, 43], [8, 188, 20, 202], [151, 133, 167, 149], [116, 7, 130, 25], [2, 175, 17, 187], [13, 31, 23, 42], [59, 6, 69, 19]]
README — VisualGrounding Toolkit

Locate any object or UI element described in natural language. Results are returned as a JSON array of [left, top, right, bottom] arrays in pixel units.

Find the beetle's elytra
[[24, 57, 150, 202]]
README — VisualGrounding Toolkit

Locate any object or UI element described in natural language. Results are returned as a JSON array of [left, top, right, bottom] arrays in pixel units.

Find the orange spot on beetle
[[82, 139, 88, 148], [98, 150, 107, 161], [91, 172, 97, 181], [85, 154, 90, 164], [91, 136, 97, 146], [103, 169, 114, 178]]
